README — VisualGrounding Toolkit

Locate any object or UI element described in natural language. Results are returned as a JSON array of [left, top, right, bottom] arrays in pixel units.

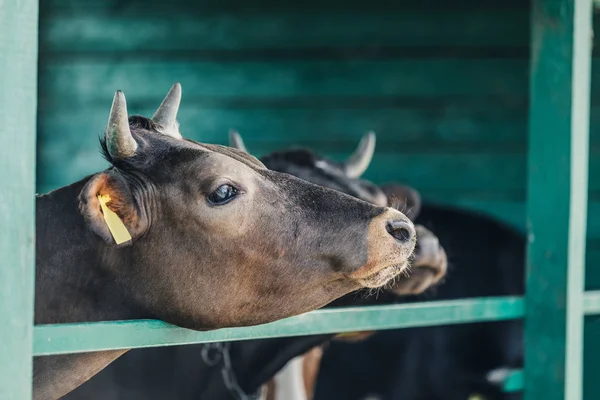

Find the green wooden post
[[525, 0, 591, 399], [0, 1, 39, 399]]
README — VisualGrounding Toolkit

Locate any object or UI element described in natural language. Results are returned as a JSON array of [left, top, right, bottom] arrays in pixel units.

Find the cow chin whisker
[[354, 263, 408, 289], [363, 285, 385, 299]]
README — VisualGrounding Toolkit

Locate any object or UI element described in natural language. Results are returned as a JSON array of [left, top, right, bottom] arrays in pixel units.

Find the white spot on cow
[[486, 366, 518, 385], [315, 160, 330, 170]]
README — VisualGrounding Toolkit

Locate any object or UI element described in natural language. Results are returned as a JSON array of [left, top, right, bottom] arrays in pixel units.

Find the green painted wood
[[39, 105, 530, 144], [0, 1, 39, 399], [503, 371, 524, 393], [26, 290, 600, 357], [39, 12, 529, 52], [26, 289, 600, 389], [584, 290, 600, 314], [42, 0, 528, 14], [32, 297, 524, 356], [38, 60, 531, 104], [584, 318, 600, 398], [524, 0, 592, 398]]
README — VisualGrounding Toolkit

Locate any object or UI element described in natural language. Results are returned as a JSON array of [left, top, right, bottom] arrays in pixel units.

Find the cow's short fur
[[61, 133, 447, 400], [33, 87, 416, 400]]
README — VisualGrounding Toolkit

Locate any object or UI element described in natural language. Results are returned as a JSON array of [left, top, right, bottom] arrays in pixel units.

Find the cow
[[33, 85, 418, 400], [236, 132, 524, 400], [60, 133, 447, 400]]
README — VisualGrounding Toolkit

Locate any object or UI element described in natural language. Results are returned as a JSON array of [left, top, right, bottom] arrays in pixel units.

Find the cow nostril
[[386, 220, 414, 243]]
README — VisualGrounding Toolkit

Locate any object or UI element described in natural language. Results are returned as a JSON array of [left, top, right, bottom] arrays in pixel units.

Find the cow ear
[[380, 184, 422, 220], [78, 171, 148, 245]]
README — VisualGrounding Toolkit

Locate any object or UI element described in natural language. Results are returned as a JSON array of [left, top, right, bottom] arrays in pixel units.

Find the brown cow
[[33, 84, 416, 400]]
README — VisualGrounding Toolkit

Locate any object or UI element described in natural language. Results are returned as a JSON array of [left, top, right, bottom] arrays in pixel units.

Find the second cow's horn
[[344, 131, 376, 178], [152, 83, 182, 138]]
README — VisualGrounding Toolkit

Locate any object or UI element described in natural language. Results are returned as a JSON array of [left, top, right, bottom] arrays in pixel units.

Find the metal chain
[[201, 342, 262, 400]]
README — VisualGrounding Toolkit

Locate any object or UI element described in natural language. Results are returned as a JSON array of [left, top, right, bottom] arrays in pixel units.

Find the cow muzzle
[[348, 208, 417, 288]]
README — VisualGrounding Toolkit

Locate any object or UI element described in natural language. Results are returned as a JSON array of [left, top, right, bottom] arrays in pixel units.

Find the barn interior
[[30, 0, 599, 397]]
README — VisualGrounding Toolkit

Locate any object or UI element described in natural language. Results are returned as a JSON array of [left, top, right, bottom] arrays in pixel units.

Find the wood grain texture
[[524, 0, 591, 398], [0, 0, 39, 399]]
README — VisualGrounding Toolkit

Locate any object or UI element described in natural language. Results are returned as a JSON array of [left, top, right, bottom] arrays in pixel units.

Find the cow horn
[[152, 83, 182, 138], [106, 90, 137, 158], [229, 129, 248, 153], [344, 131, 376, 178]]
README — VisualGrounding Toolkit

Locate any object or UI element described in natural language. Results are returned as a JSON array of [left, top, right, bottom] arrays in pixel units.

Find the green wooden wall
[[36, 0, 600, 396]]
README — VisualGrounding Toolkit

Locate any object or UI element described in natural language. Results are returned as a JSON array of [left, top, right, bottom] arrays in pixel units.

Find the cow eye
[[207, 184, 238, 205]]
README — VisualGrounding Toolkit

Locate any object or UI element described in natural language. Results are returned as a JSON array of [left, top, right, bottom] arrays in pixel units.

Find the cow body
[[32, 88, 417, 400]]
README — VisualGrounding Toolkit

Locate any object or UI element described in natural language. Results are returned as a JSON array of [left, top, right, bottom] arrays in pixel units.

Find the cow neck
[[35, 176, 144, 325]]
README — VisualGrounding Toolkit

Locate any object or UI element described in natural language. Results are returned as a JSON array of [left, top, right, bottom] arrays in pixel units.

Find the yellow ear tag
[[97, 194, 132, 245]]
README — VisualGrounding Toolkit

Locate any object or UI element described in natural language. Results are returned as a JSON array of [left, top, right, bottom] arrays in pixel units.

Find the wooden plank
[[39, 11, 530, 52], [38, 59, 530, 104], [26, 290, 600, 356], [37, 104, 529, 145], [584, 291, 600, 313], [584, 248, 600, 289], [29, 289, 600, 388], [40, 0, 529, 15], [36, 58, 600, 109], [0, 1, 39, 399], [32, 297, 524, 356], [584, 317, 600, 398], [524, 0, 592, 398]]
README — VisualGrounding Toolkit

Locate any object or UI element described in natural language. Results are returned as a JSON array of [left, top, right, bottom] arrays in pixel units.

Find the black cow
[[250, 133, 524, 400], [62, 133, 447, 400], [33, 86, 418, 400]]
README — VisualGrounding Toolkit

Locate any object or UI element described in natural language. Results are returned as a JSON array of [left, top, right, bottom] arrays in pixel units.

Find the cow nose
[[386, 219, 415, 243]]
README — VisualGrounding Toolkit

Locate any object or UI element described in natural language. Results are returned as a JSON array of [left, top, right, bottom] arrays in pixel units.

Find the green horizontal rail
[[584, 289, 600, 314], [28, 291, 600, 394], [34, 296, 524, 356]]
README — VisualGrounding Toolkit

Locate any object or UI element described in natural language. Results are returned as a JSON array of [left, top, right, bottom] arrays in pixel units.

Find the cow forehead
[[117, 116, 265, 172], [196, 141, 267, 171], [134, 131, 267, 173], [171, 140, 268, 184]]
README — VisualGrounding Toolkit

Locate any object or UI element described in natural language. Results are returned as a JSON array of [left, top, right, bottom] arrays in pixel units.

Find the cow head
[[229, 131, 447, 295], [77, 85, 417, 330]]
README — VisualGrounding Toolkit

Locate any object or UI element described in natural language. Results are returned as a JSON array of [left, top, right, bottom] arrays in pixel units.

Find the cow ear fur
[[78, 171, 148, 245], [380, 184, 422, 220]]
